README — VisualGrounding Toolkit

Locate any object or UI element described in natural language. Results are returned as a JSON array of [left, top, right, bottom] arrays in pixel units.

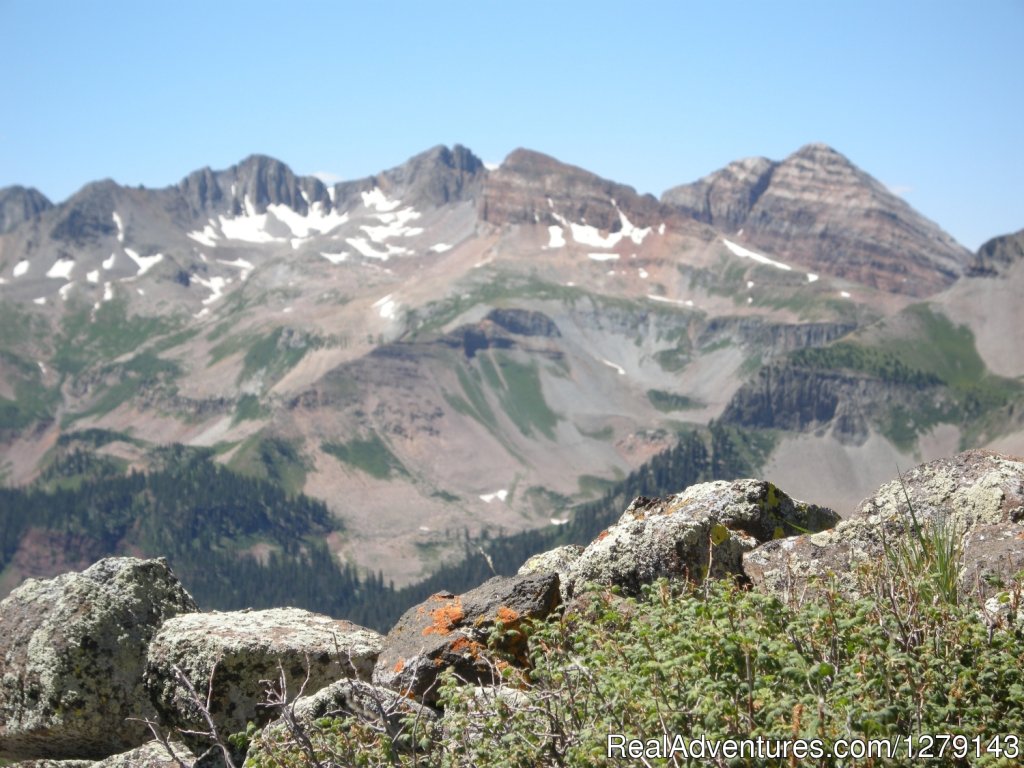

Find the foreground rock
[[145, 608, 382, 744], [91, 739, 198, 768], [247, 678, 440, 760], [745, 450, 1024, 598], [0, 558, 198, 761], [372, 572, 560, 705], [517, 544, 583, 602], [567, 479, 838, 596]]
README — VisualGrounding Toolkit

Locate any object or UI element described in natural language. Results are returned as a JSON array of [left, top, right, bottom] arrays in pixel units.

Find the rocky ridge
[[2, 449, 1022, 765]]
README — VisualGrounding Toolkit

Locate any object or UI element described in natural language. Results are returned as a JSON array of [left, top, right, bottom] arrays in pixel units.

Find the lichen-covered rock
[[247, 678, 439, 760], [517, 545, 583, 602], [0, 558, 198, 761], [567, 480, 838, 596], [745, 450, 1024, 598], [144, 608, 382, 744], [372, 572, 560, 705], [90, 739, 198, 768]]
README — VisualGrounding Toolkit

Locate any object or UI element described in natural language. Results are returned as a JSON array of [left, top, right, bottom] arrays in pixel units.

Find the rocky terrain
[[1, 450, 1022, 766], [0, 142, 1020, 600]]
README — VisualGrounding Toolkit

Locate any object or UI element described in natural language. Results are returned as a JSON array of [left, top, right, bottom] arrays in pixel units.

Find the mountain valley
[[1, 143, 1020, 613]]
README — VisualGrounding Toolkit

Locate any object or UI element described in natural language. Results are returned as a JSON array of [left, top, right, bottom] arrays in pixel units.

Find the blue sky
[[1, 0, 1020, 250]]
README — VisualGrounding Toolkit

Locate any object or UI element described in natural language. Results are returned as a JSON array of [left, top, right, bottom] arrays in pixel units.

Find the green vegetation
[[788, 306, 1024, 450], [250, 537, 1024, 767], [490, 354, 559, 439], [233, 393, 268, 423], [647, 388, 699, 412], [238, 327, 311, 384], [0, 352, 59, 431], [52, 300, 176, 375], [322, 433, 408, 480], [229, 436, 309, 496]]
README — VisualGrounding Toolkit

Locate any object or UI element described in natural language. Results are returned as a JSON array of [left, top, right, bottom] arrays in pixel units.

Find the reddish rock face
[[480, 148, 669, 232], [663, 143, 972, 297]]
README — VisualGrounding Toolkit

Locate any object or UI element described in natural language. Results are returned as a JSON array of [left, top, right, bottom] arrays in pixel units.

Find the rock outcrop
[[145, 608, 382, 742], [566, 480, 839, 596], [0, 558, 198, 760], [0, 185, 53, 234], [744, 450, 1024, 599], [968, 228, 1024, 277], [372, 572, 560, 705], [246, 678, 440, 761]]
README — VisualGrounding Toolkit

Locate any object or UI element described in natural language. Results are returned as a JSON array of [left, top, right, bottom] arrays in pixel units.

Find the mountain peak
[[662, 145, 971, 296], [0, 185, 53, 234]]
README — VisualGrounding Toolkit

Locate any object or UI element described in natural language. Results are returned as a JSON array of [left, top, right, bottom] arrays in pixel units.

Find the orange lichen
[[393, 658, 405, 673], [450, 636, 485, 658], [597, 529, 610, 540], [421, 596, 465, 636], [496, 606, 520, 624]]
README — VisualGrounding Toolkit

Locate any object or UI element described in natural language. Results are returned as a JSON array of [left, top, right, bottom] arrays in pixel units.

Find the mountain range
[[1, 142, 1020, 595]]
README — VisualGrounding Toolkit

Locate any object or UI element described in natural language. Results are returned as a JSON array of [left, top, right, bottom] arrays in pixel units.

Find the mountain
[[0, 186, 52, 234], [0, 142, 1019, 602], [662, 143, 972, 296]]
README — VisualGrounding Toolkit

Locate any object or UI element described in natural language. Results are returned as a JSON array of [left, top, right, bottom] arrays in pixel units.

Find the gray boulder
[[744, 450, 1024, 599], [246, 678, 439, 761], [372, 572, 560, 705], [517, 544, 583, 602], [91, 739, 198, 768], [144, 608, 382, 744], [0, 558, 198, 760], [567, 480, 838, 596]]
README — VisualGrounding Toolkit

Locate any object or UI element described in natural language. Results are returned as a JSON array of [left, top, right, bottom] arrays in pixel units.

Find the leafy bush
[[239, 550, 1024, 767]]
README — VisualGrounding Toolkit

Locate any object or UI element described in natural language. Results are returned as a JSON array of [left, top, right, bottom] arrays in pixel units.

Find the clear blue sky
[[1, 0, 1020, 250]]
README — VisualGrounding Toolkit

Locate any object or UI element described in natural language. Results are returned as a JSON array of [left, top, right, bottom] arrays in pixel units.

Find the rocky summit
[[0, 141, 1020, 611], [1, 451, 1023, 765]]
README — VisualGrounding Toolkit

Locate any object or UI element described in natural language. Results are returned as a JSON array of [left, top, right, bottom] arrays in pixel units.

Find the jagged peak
[[0, 185, 54, 234]]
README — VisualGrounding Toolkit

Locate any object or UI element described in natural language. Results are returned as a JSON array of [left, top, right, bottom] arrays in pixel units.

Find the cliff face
[[663, 143, 972, 296]]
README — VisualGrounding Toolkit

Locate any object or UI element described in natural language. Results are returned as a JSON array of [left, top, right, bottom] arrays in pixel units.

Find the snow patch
[[102, 253, 116, 270], [747, 281, 755, 289], [658, 223, 666, 235], [361, 188, 402, 212], [124, 248, 163, 276], [479, 490, 508, 504], [722, 239, 792, 271], [638, 268, 649, 279], [373, 294, 398, 319], [346, 237, 409, 261], [217, 257, 254, 281], [103, 283, 113, 301], [58, 282, 74, 301], [546, 225, 566, 248], [267, 202, 349, 238], [112, 212, 125, 243], [588, 252, 620, 262], [33, 297, 46, 305], [550, 517, 569, 526], [601, 359, 626, 375], [320, 251, 349, 265], [86, 270, 100, 283], [13, 260, 29, 278], [360, 206, 423, 243], [282, 306, 293, 314], [46, 258, 75, 280], [137, 288, 145, 296], [430, 243, 452, 253], [807, 273, 819, 283], [568, 208, 651, 249], [193, 274, 228, 305], [187, 225, 219, 248], [647, 294, 694, 307], [840, 291, 851, 298]]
